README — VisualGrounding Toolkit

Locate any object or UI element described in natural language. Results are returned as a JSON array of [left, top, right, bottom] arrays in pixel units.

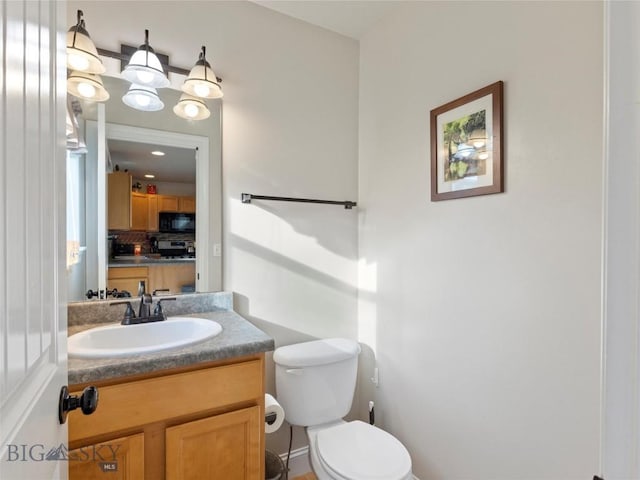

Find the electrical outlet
[[213, 243, 222, 257]]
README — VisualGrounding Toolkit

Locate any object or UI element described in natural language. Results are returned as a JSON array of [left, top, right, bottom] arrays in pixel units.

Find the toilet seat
[[314, 420, 412, 480]]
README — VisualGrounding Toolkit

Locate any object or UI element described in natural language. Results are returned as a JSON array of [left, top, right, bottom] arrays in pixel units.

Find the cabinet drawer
[[108, 267, 149, 279], [69, 359, 263, 442], [107, 278, 147, 296]]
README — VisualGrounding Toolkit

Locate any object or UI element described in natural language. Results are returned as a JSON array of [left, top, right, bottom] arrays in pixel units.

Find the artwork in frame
[[430, 81, 504, 201]]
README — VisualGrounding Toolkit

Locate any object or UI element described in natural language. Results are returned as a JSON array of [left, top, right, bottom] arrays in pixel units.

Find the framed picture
[[430, 81, 504, 201]]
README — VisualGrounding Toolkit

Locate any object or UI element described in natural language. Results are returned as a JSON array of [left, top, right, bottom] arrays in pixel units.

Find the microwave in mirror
[[159, 212, 196, 233]]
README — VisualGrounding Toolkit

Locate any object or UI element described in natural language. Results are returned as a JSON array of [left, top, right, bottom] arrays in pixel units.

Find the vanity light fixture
[[122, 30, 170, 89], [65, 18, 223, 118], [144, 174, 155, 179], [122, 84, 164, 112], [67, 71, 110, 102], [173, 93, 210, 121], [182, 46, 223, 99], [66, 10, 105, 74]]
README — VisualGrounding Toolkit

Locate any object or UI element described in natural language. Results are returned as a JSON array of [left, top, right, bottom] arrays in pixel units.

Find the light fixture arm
[[199, 46, 210, 82], [95, 46, 222, 83], [70, 10, 88, 47]]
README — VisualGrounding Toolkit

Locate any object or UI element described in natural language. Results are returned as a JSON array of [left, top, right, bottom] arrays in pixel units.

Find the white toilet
[[273, 338, 412, 480]]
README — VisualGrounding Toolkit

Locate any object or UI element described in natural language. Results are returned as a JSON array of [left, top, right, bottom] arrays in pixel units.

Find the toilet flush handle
[[285, 368, 304, 376]]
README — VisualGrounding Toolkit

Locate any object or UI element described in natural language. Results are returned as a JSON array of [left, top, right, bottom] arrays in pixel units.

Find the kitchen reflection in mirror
[[66, 75, 222, 302]]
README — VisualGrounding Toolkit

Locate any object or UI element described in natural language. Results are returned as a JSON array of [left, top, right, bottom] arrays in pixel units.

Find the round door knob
[[58, 385, 99, 424]]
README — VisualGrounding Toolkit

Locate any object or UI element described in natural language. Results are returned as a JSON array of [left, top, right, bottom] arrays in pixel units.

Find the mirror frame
[[85, 116, 213, 295]]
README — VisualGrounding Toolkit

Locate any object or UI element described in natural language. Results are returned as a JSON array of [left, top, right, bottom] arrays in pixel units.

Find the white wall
[[220, 3, 359, 341], [359, 2, 603, 479]]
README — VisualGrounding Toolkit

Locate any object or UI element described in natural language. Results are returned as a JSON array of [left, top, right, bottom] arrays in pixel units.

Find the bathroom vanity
[[67, 294, 274, 480]]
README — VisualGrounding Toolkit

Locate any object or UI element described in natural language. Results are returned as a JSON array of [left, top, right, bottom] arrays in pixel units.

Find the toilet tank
[[273, 338, 361, 427]]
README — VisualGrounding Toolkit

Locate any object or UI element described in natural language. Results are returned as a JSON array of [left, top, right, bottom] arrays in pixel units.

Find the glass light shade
[[182, 47, 223, 99], [66, 13, 105, 74], [67, 71, 110, 102], [182, 64, 222, 99], [173, 93, 210, 121], [122, 31, 169, 89], [122, 84, 164, 112]]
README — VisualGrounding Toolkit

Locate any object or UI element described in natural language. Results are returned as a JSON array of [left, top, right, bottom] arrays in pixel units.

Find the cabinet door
[[166, 406, 261, 480], [158, 195, 179, 212], [179, 196, 196, 213], [131, 193, 149, 231], [108, 172, 131, 230], [148, 195, 159, 232], [148, 263, 196, 294], [108, 267, 149, 296], [69, 433, 144, 480]]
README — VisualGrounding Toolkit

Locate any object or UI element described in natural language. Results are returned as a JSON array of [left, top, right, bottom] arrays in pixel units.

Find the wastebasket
[[265, 450, 286, 480]]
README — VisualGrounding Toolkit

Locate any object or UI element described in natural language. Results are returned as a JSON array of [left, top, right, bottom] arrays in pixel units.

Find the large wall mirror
[[67, 75, 222, 301]]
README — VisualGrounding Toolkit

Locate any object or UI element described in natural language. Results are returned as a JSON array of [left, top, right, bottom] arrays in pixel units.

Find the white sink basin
[[68, 316, 222, 359]]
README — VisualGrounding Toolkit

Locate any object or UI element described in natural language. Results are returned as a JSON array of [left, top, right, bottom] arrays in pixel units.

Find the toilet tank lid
[[273, 338, 361, 368]]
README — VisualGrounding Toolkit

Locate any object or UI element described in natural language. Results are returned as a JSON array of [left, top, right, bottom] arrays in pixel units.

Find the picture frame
[[430, 81, 504, 201]]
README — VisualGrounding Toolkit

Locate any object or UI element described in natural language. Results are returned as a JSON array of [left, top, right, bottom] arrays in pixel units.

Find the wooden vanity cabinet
[[166, 406, 260, 479], [68, 433, 145, 480], [68, 355, 265, 480]]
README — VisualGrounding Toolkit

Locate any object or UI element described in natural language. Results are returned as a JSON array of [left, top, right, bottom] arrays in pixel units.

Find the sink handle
[[85, 289, 100, 299], [105, 288, 118, 298], [111, 300, 136, 324], [153, 297, 176, 316], [58, 385, 99, 424]]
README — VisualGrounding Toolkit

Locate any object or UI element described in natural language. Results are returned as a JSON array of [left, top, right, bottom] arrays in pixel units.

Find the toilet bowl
[[273, 338, 412, 480], [307, 420, 412, 480]]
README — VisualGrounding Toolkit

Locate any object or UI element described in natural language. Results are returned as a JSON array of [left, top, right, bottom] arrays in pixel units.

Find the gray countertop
[[68, 309, 274, 386], [109, 257, 196, 267]]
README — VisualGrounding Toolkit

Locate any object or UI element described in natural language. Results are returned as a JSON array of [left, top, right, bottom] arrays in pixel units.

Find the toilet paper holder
[[265, 412, 278, 425]]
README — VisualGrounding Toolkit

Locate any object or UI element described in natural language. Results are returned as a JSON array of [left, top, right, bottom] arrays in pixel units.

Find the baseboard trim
[[279, 446, 310, 478], [279, 445, 421, 480]]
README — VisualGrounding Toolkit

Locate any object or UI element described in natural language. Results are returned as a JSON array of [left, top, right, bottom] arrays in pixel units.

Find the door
[[0, 1, 69, 479], [602, 2, 640, 478]]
